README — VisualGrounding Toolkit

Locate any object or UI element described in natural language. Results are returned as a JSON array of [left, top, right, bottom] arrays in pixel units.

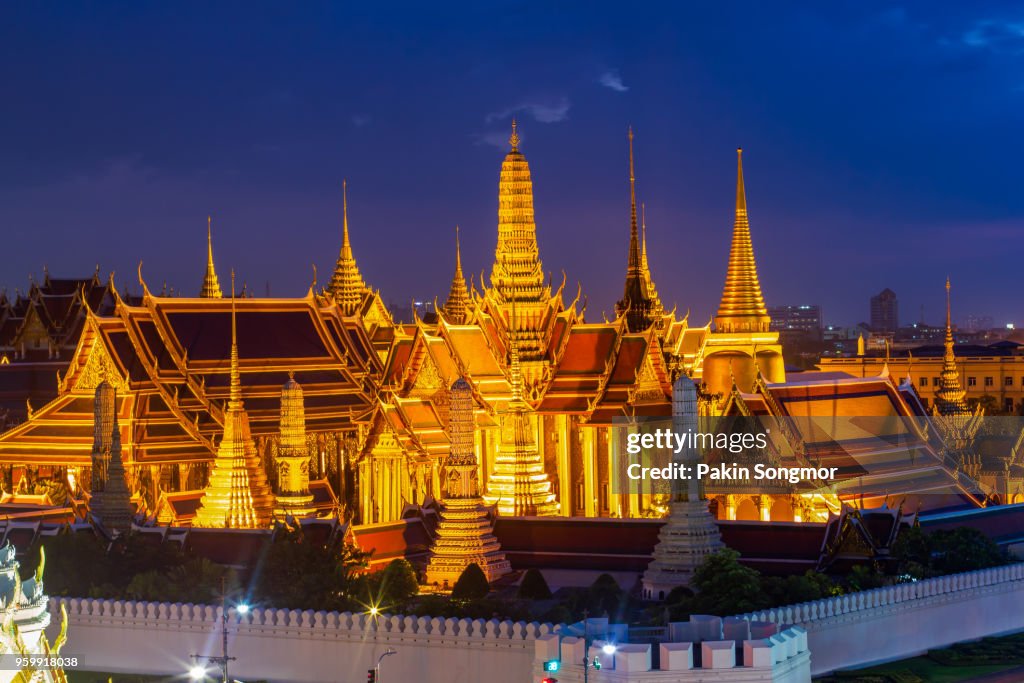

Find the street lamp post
[[190, 578, 249, 683], [376, 648, 397, 683]]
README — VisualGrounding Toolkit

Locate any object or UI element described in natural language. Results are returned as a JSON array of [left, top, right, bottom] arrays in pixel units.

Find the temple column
[[583, 427, 597, 517], [557, 415, 571, 516], [725, 494, 737, 520], [757, 495, 771, 522]]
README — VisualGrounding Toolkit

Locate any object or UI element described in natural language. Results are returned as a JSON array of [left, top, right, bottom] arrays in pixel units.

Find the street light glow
[[236, 603, 250, 615], [188, 665, 207, 680], [602, 643, 617, 655]]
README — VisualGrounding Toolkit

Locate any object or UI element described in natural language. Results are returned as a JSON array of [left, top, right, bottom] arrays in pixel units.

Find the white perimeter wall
[[51, 599, 547, 683], [736, 563, 1024, 675]]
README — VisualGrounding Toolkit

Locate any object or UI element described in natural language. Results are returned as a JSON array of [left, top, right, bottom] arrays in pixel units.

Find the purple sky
[[2, 2, 1023, 326]]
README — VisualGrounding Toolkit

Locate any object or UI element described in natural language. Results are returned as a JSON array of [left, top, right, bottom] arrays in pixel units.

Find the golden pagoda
[[615, 127, 663, 332], [483, 119, 560, 361], [442, 226, 471, 324], [701, 148, 784, 395], [933, 278, 970, 417], [482, 318, 558, 516], [329, 180, 369, 315], [193, 274, 275, 528], [715, 148, 769, 334], [425, 377, 510, 586], [275, 372, 315, 518], [200, 216, 223, 299]]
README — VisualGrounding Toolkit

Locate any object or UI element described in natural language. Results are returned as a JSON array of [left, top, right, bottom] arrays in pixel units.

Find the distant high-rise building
[[870, 288, 898, 333], [768, 304, 822, 342]]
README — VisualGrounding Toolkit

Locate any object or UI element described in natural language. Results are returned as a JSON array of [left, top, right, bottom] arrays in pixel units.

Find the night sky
[[2, 2, 1022, 327]]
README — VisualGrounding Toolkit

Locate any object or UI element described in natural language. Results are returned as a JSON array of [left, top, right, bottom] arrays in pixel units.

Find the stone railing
[[56, 596, 555, 640], [52, 598, 552, 683], [733, 563, 1024, 674]]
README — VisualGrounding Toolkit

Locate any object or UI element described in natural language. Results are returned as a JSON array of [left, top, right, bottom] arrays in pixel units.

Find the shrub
[[517, 568, 552, 600], [451, 563, 490, 600]]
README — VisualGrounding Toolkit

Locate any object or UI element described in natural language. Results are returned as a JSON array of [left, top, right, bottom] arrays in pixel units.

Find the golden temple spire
[[329, 179, 368, 314], [229, 270, 240, 407], [443, 225, 471, 323], [616, 128, 660, 331], [628, 126, 640, 275], [489, 118, 547, 308], [934, 277, 969, 416], [640, 202, 666, 321], [200, 216, 224, 299], [275, 372, 314, 517], [193, 272, 275, 529], [715, 148, 770, 333]]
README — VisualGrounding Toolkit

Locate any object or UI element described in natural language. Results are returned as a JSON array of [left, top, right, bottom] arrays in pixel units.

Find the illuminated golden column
[[275, 373, 315, 518], [193, 275, 275, 529], [582, 427, 597, 517], [426, 377, 511, 587], [557, 414, 571, 516]]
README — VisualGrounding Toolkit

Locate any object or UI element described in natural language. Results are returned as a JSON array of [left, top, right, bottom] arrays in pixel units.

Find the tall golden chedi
[[482, 322, 558, 516], [701, 148, 784, 396], [426, 377, 510, 586], [615, 127, 666, 332], [484, 119, 557, 361], [442, 226, 472, 324], [329, 180, 369, 315], [933, 278, 971, 417], [193, 275, 275, 528], [200, 216, 224, 298], [275, 373, 315, 518]]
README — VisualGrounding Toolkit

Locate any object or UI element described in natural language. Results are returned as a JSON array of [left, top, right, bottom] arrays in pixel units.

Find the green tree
[[379, 559, 420, 603], [587, 573, 626, 619], [930, 528, 1007, 574], [451, 563, 490, 600], [517, 568, 552, 600], [691, 549, 766, 616]]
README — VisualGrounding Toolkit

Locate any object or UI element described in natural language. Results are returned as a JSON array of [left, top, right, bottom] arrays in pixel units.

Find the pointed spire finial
[[509, 117, 520, 151], [200, 216, 223, 298], [229, 269, 241, 407], [736, 147, 746, 214], [628, 127, 639, 274], [946, 276, 952, 332]]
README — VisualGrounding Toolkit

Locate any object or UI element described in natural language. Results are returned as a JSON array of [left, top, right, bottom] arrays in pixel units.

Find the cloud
[[485, 97, 571, 124], [598, 70, 629, 92], [960, 19, 1024, 52], [474, 131, 513, 149]]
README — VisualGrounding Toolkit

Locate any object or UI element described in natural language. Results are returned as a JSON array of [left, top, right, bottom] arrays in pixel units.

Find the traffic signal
[[367, 669, 376, 683], [592, 656, 602, 671], [542, 660, 560, 672], [540, 678, 558, 683]]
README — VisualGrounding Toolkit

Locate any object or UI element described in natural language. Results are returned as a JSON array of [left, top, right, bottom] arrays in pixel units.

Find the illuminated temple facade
[[0, 123, 984, 528]]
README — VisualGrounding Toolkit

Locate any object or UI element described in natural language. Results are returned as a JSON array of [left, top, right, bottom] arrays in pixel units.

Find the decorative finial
[[229, 269, 240, 407], [509, 117, 520, 151]]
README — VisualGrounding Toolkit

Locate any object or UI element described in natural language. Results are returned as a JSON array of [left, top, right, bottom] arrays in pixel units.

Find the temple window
[[1006, 377, 1014, 386], [968, 377, 977, 386], [984, 376, 994, 387], [920, 377, 928, 387]]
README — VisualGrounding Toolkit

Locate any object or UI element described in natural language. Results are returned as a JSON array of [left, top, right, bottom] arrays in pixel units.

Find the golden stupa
[[192, 274, 275, 528]]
